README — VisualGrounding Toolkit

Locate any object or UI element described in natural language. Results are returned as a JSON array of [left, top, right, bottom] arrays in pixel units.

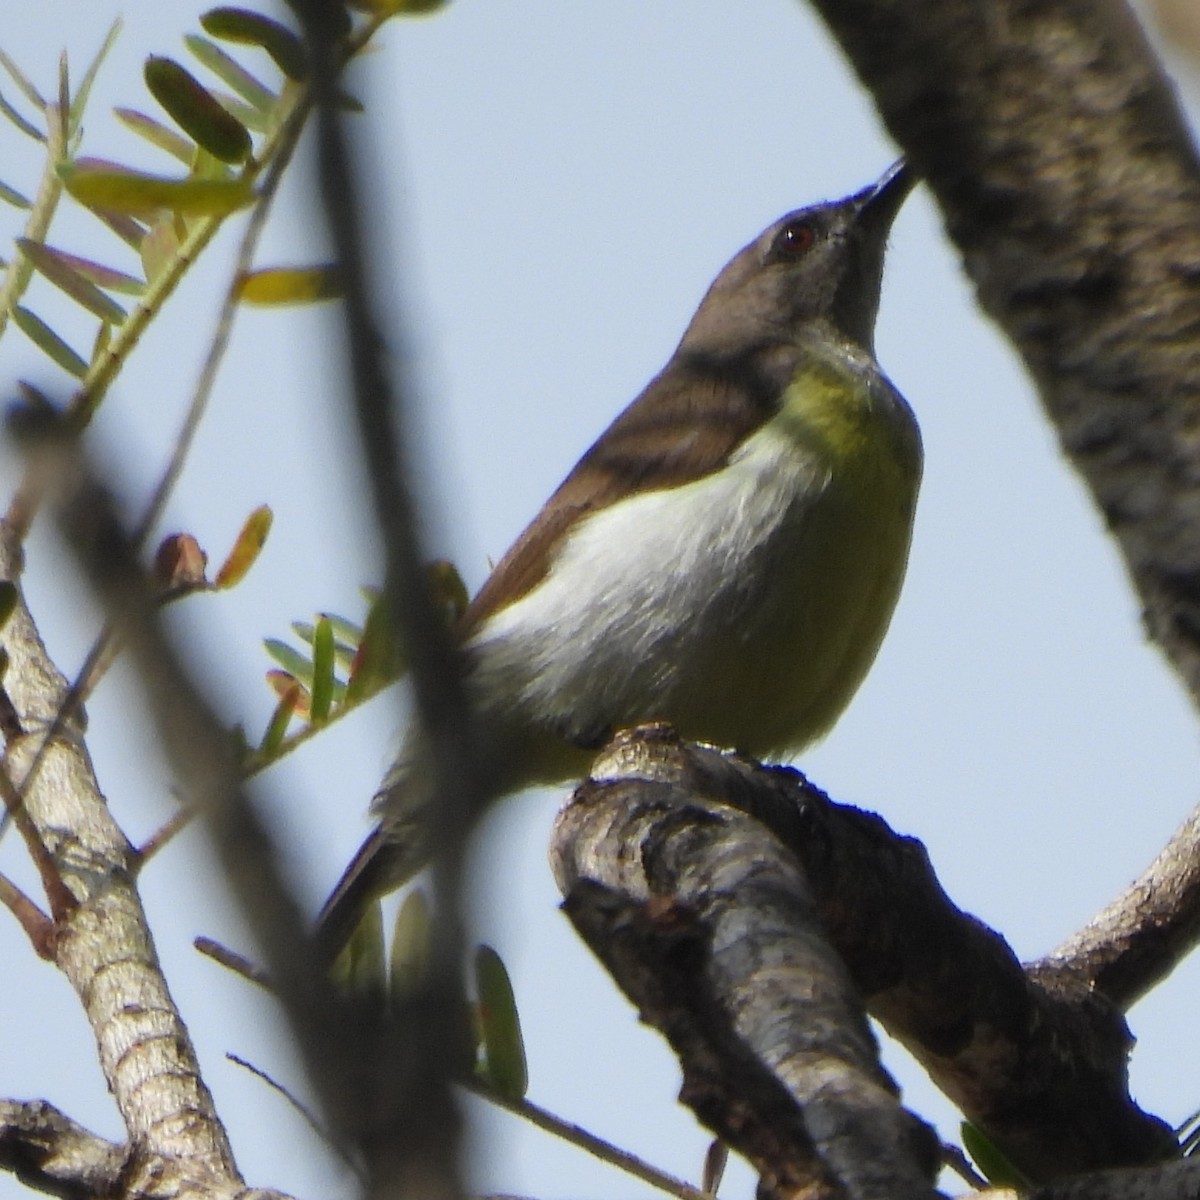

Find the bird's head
[[683, 161, 916, 356]]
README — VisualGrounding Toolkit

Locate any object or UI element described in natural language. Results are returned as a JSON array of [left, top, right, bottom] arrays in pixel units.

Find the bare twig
[[288, 0, 498, 1194], [466, 1081, 714, 1200], [194, 935, 272, 989], [225, 1053, 352, 1172], [1039, 804, 1200, 1008]]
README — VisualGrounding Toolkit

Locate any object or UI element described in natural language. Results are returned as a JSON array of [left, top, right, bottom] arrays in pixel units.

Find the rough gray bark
[[808, 0, 1200, 716], [553, 729, 941, 1200], [550, 726, 1177, 1187], [0, 525, 254, 1200]]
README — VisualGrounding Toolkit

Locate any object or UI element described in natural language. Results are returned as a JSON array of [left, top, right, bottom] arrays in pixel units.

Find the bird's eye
[[775, 220, 816, 256]]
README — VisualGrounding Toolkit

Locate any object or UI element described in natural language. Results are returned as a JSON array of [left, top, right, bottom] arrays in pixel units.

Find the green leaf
[[69, 19, 122, 135], [320, 611, 364, 646], [114, 107, 196, 165], [12, 307, 88, 378], [960, 1122, 1029, 1189], [200, 8, 308, 80], [91, 322, 112, 366], [294, 617, 357, 672], [702, 1140, 728, 1197], [0, 179, 31, 209], [19, 243, 144, 295], [259, 680, 300, 755], [390, 889, 432, 998], [139, 214, 180, 282], [89, 207, 149, 252], [474, 945, 528, 1098], [184, 34, 276, 114], [214, 504, 272, 588], [428, 559, 469, 625], [63, 162, 254, 216], [328, 640, 361, 675], [144, 56, 251, 164], [263, 638, 314, 685], [238, 265, 341, 305], [210, 89, 271, 135], [17, 239, 130, 323], [346, 594, 406, 701], [309, 617, 336, 723], [0, 47, 45, 110], [0, 87, 43, 142], [350, 0, 450, 14], [57, 52, 69, 138], [333, 901, 386, 992], [265, 669, 309, 715]]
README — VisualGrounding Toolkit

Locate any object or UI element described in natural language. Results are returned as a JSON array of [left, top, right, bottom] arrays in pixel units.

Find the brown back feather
[[460, 346, 783, 633]]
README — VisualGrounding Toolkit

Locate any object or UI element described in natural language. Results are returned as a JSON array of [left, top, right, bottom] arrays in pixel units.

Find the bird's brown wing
[[317, 348, 787, 963], [460, 349, 778, 633]]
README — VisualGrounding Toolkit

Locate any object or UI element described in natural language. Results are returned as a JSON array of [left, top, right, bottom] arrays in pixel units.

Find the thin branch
[[225, 1053, 356, 1175], [290, 0, 496, 1194], [194, 935, 272, 988], [1037, 802, 1200, 1008], [0, 92, 312, 858], [941, 1144, 988, 1192], [0, 99, 67, 344], [0, 516, 243, 1190], [466, 1081, 715, 1200], [0, 870, 54, 957], [136, 804, 193, 861]]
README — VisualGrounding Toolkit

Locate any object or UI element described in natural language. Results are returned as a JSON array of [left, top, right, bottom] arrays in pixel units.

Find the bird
[[317, 161, 923, 961]]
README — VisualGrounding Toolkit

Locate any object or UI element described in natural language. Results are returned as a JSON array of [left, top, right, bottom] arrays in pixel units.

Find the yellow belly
[[471, 350, 922, 783], [651, 381, 920, 756]]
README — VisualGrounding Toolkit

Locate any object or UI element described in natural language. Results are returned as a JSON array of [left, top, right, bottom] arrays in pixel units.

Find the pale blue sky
[[3, 4, 1200, 1198]]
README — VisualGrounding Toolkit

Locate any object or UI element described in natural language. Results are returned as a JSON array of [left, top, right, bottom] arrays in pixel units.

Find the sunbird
[[318, 162, 922, 959]]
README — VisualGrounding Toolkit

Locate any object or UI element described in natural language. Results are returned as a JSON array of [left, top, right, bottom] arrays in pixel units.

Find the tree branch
[[552, 726, 1177, 1185], [0, 519, 242, 1195], [1038, 803, 1200, 1006], [0, 1099, 300, 1200], [798, 0, 1200, 1085], [806, 0, 1200, 713], [0, 1100, 127, 1200], [552, 727, 942, 1200]]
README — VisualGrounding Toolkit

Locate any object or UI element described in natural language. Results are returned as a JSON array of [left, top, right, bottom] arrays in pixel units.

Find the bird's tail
[[313, 824, 398, 966], [314, 760, 435, 966]]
